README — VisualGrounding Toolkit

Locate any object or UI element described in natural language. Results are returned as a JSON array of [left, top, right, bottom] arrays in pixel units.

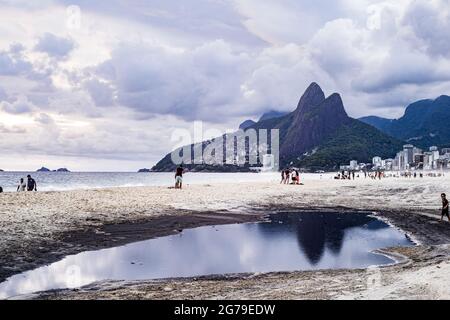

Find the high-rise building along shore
[[340, 145, 450, 172]]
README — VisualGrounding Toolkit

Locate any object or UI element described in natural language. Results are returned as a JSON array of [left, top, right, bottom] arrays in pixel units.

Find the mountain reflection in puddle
[[0, 212, 413, 299]]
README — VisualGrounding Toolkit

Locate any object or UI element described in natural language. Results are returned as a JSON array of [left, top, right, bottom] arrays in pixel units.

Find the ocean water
[[0, 171, 333, 192], [0, 171, 288, 192]]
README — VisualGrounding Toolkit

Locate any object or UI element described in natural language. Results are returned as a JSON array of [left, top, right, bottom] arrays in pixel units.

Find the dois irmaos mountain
[[153, 83, 403, 171]]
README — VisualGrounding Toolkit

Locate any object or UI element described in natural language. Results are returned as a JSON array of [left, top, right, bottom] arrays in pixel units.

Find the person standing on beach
[[280, 170, 285, 184], [17, 178, 26, 192], [291, 169, 297, 184], [175, 165, 184, 189], [441, 193, 450, 222], [26, 175, 37, 192], [284, 169, 291, 184], [295, 169, 300, 185]]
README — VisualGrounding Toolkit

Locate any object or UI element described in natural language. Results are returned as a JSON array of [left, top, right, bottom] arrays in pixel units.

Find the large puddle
[[0, 212, 413, 299]]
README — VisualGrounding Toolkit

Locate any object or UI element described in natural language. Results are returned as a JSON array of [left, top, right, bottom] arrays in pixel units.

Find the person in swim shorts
[[175, 165, 184, 189]]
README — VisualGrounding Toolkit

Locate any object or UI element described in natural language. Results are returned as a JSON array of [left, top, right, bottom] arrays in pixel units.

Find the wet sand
[[1, 176, 450, 299]]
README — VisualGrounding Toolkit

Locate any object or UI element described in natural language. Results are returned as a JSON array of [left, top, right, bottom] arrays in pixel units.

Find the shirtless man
[[26, 175, 37, 192], [175, 165, 185, 189]]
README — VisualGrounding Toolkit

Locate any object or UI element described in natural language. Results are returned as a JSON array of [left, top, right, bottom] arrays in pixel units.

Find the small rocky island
[[36, 167, 71, 172], [138, 168, 151, 173]]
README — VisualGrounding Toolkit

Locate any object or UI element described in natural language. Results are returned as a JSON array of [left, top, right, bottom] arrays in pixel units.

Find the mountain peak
[[435, 95, 450, 104], [296, 82, 326, 112], [324, 93, 348, 116], [280, 83, 350, 159], [327, 92, 342, 104], [239, 119, 256, 130], [307, 82, 322, 91]]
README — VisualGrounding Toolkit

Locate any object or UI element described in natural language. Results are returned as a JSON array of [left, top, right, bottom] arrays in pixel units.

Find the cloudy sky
[[0, 0, 449, 171]]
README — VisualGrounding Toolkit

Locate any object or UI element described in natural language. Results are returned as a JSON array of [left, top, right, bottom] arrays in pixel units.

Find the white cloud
[[0, 95, 35, 114], [0, 85, 7, 101], [402, 0, 450, 57], [34, 33, 75, 59], [0, 45, 33, 76], [104, 40, 252, 121], [83, 78, 115, 107], [1, 0, 450, 170]]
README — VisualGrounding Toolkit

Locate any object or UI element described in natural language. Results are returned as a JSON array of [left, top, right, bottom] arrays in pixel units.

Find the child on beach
[[441, 193, 449, 222]]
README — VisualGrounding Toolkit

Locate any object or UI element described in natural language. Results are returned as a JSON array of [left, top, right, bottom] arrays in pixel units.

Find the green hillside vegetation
[[297, 120, 404, 170]]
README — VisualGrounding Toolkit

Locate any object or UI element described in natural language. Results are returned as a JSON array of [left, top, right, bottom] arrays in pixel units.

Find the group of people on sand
[[335, 171, 357, 180], [280, 168, 302, 185], [0, 175, 37, 194], [335, 170, 385, 180], [17, 175, 37, 192]]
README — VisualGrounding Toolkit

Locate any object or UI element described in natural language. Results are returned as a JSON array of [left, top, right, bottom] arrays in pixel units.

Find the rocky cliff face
[[280, 83, 351, 162]]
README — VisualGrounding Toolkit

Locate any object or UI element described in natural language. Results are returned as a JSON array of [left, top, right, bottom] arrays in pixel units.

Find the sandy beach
[[1, 175, 450, 299]]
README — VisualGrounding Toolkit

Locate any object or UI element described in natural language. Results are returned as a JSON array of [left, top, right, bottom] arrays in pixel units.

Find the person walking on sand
[[17, 178, 26, 192], [26, 175, 37, 192], [441, 193, 450, 222], [175, 165, 185, 189], [280, 170, 285, 184]]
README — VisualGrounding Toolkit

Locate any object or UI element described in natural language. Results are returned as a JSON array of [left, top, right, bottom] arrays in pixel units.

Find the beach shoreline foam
[[1, 175, 450, 299]]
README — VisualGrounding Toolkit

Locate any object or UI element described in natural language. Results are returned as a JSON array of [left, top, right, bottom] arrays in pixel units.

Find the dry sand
[[1, 175, 450, 299]]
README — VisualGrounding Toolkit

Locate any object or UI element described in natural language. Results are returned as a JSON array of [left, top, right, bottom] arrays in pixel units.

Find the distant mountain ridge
[[360, 95, 450, 148], [152, 83, 403, 172], [238, 119, 256, 130], [258, 110, 288, 122], [239, 110, 288, 130]]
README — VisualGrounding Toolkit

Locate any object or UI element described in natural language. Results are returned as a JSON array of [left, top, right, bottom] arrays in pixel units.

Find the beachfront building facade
[[388, 145, 449, 171], [339, 160, 370, 171], [340, 145, 450, 172], [372, 157, 382, 167]]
